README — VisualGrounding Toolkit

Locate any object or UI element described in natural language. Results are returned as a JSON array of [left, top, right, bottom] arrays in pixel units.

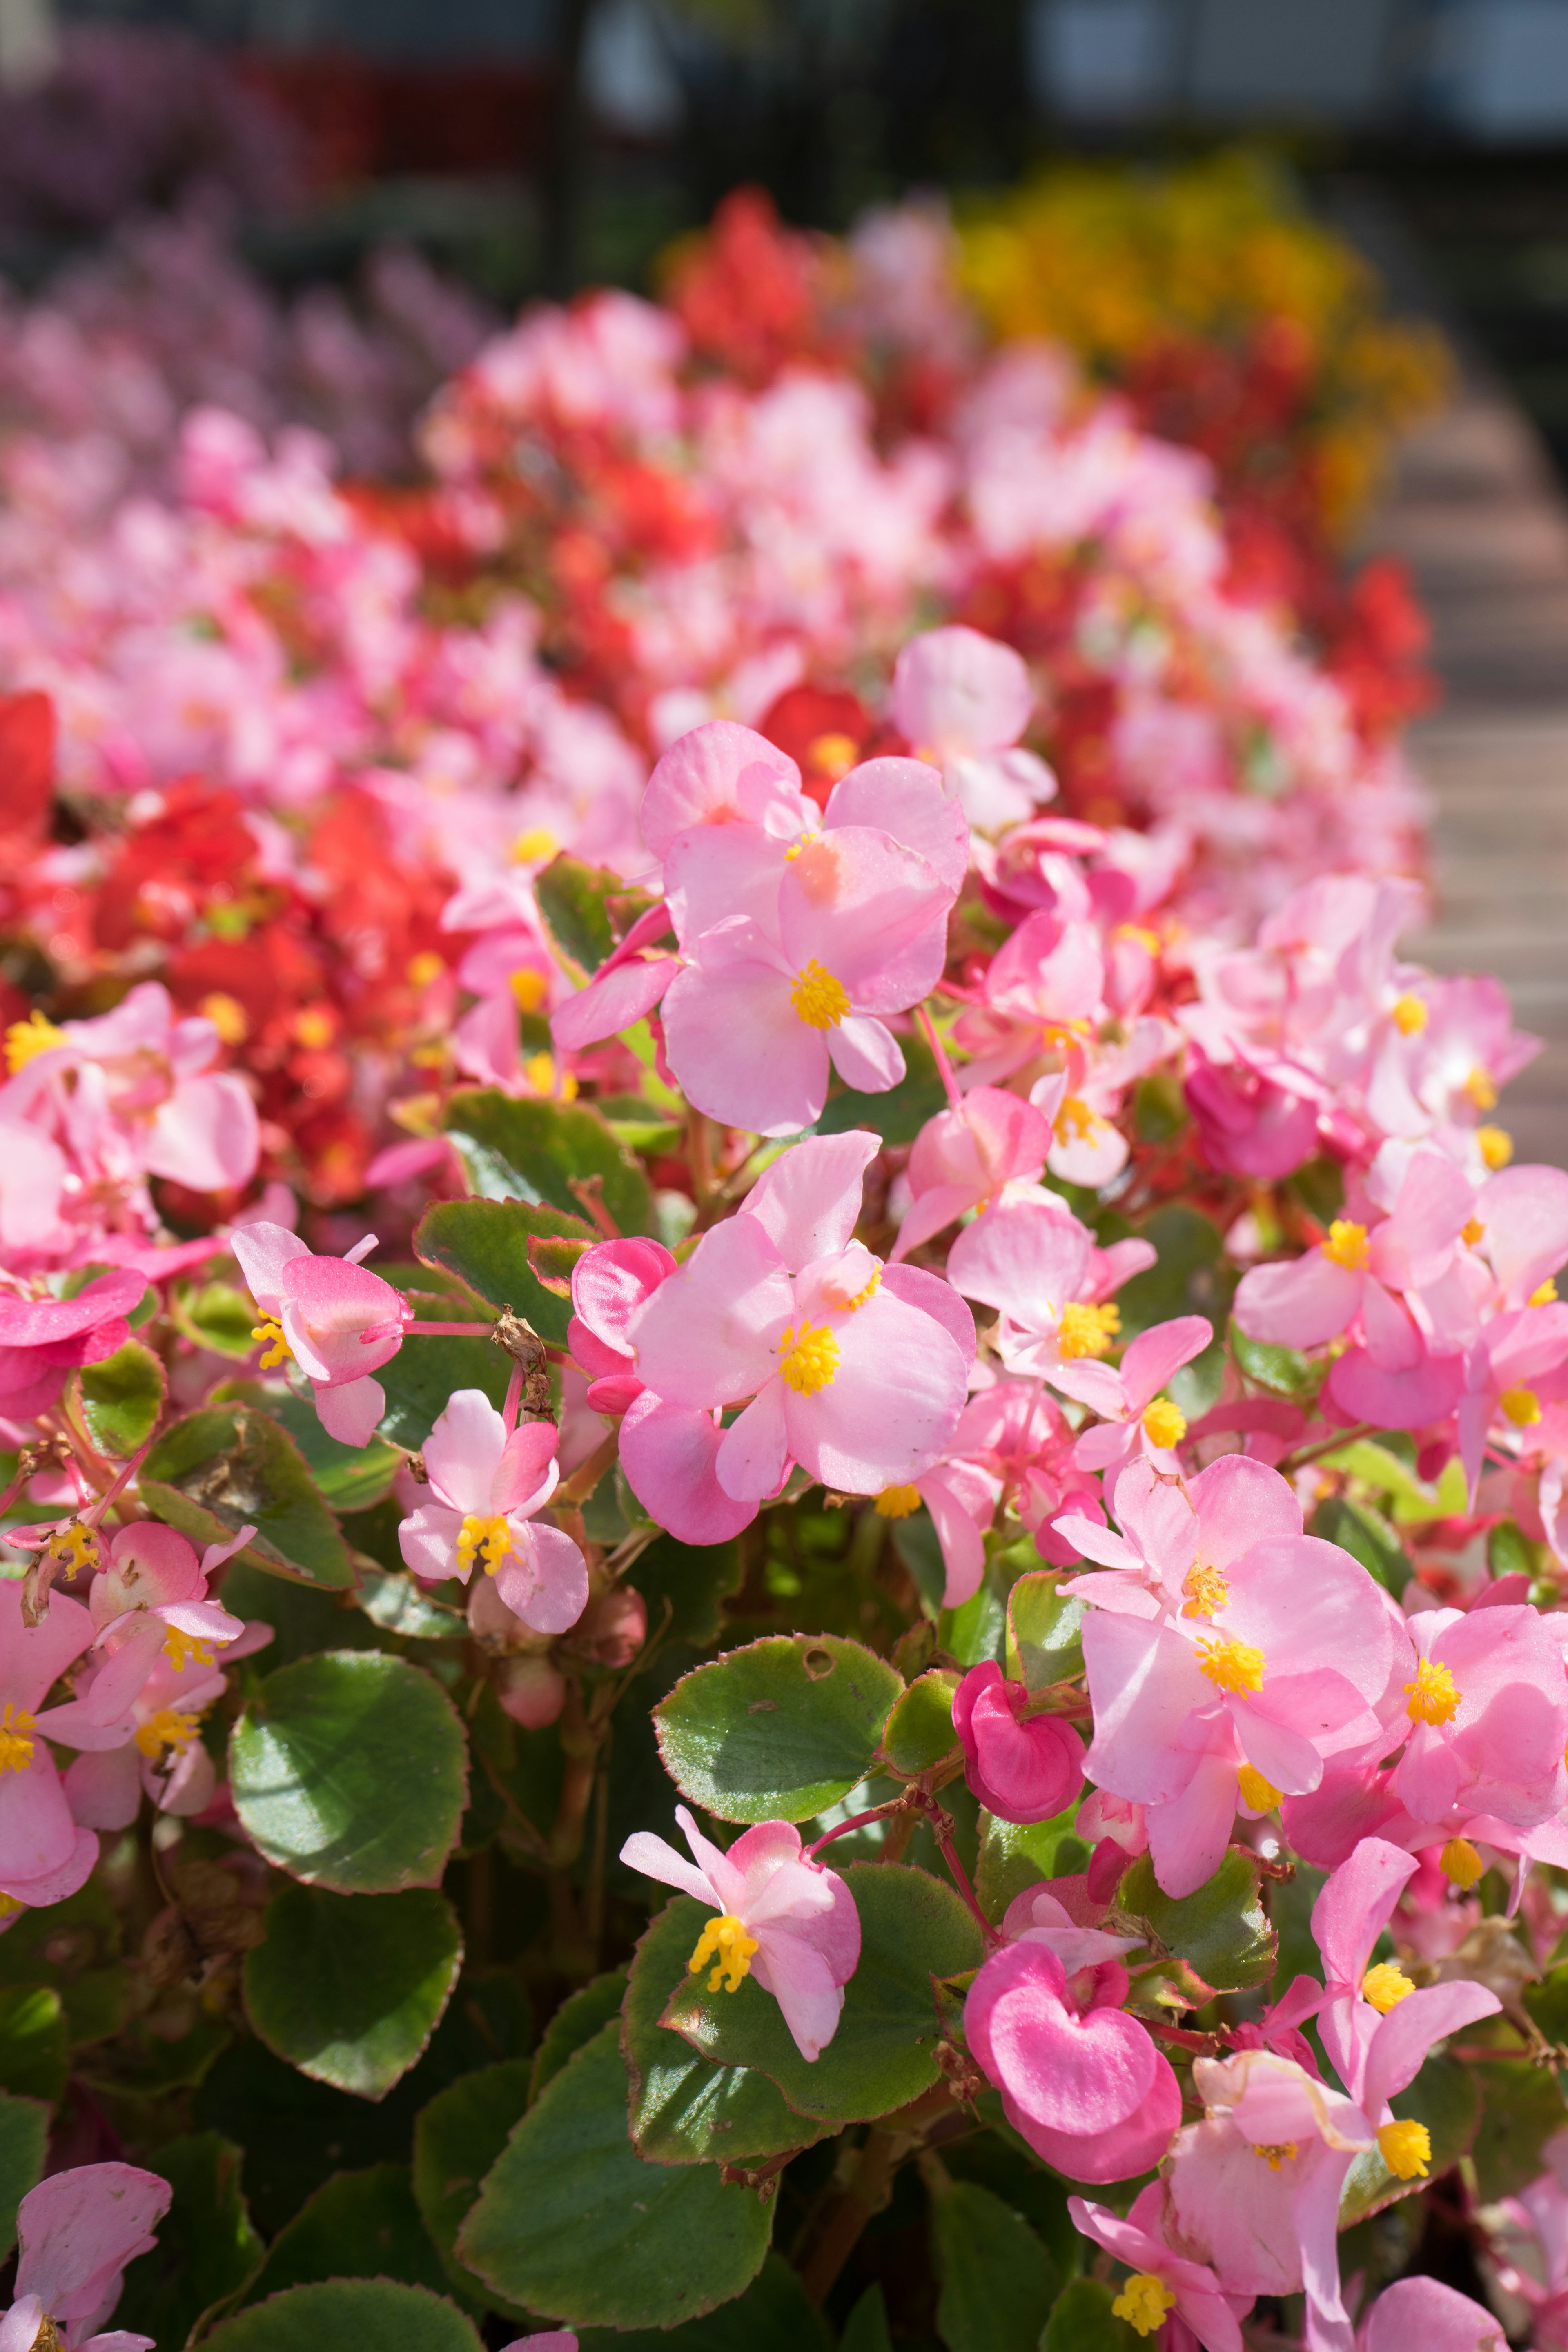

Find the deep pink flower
[[0, 1268, 147, 1423], [399, 1391, 588, 1635], [621, 1805, 860, 2061], [964, 1938, 1181, 2183], [953, 1662, 1084, 1824], [0, 2161, 170, 2352], [230, 1221, 412, 1446]]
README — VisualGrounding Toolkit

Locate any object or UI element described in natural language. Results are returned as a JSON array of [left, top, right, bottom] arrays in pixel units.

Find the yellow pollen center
[[1236, 1764, 1282, 1812], [1181, 1563, 1230, 1619], [875, 1484, 922, 1519], [1196, 1636, 1265, 1695], [510, 967, 549, 1013], [688, 1913, 759, 1994], [1323, 1219, 1370, 1271], [511, 826, 559, 865], [1532, 1278, 1559, 1305], [524, 1050, 576, 1101], [44, 1524, 100, 1582], [1440, 1836, 1484, 1890], [1465, 1066, 1498, 1111], [1376, 2118, 1431, 2180], [1058, 1300, 1120, 1359], [1141, 1398, 1187, 1449], [1478, 1126, 1513, 1171], [1111, 2274, 1176, 2336], [1117, 923, 1162, 954], [1391, 993, 1428, 1036], [842, 1265, 882, 1312], [457, 1514, 513, 1579], [1462, 1217, 1485, 1246], [198, 991, 248, 1045], [1405, 1658, 1460, 1726], [1055, 1096, 1106, 1140], [4, 1010, 66, 1072], [1501, 1385, 1541, 1428], [252, 1315, 292, 1370], [293, 1007, 335, 1051], [0, 1895, 23, 1922], [135, 1708, 200, 1760], [407, 951, 445, 989], [789, 960, 851, 1031], [806, 731, 859, 782], [1362, 1962, 1415, 2014], [0, 1705, 35, 1774], [777, 1320, 840, 1396], [1254, 2142, 1298, 2172], [163, 1626, 218, 1673]]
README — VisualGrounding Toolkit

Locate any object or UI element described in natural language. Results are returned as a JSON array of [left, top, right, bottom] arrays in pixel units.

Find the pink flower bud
[[953, 1660, 1085, 1824], [495, 1655, 567, 1730]]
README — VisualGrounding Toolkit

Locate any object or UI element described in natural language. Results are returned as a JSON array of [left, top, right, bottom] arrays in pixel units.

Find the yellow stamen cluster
[[1440, 1837, 1484, 1890], [842, 1265, 882, 1313], [524, 1050, 576, 1101], [1532, 1278, 1559, 1306], [1323, 1219, 1370, 1271], [1404, 1657, 1460, 1726], [1141, 1397, 1186, 1449], [1391, 993, 1428, 1036], [1462, 1216, 1485, 1246], [1058, 1300, 1121, 1359], [875, 1485, 922, 1519], [1362, 1962, 1415, 2014], [407, 951, 445, 989], [1501, 1386, 1541, 1428], [1196, 1637, 1266, 1695], [1055, 1096, 1105, 1141], [688, 1913, 759, 1994], [1479, 1127, 1513, 1171], [1236, 1764, 1282, 1812], [1376, 2118, 1431, 2180], [789, 960, 850, 1030], [198, 991, 248, 1045], [1181, 1564, 1229, 1619], [1254, 2142, 1298, 2172], [777, 1320, 840, 1396], [806, 731, 858, 782], [1465, 1066, 1498, 1111], [510, 967, 548, 1013], [45, 1524, 100, 1582], [0, 1704, 36, 1774], [457, 1514, 513, 1579], [4, 1010, 66, 1072], [163, 1626, 217, 1673], [135, 1708, 200, 1761], [510, 826, 559, 865], [252, 1314, 292, 1370], [1111, 2273, 1176, 2336]]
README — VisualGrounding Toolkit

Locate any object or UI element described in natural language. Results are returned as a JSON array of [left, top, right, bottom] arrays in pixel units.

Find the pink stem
[[83, 1434, 156, 1527], [404, 1320, 495, 1338], [807, 1797, 912, 1857], [502, 1361, 524, 1432], [916, 1002, 963, 1114]]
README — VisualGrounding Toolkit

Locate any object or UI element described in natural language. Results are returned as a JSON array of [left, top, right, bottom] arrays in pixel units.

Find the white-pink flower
[[399, 1390, 588, 1635], [230, 1221, 412, 1447]]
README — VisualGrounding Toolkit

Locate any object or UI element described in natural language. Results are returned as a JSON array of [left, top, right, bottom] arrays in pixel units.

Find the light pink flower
[[964, 1938, 1181, 2183], [58, 1643, 253, 1830], [952, 1662, 1084, 1824], [0, 1581, 102, 1914], [621, 1804, 860, 2061], [0, 1269, 147, 1423], [1056, 1451, 1304, 1624], [1357, 2278, 1504, 2352], [891, 1086, 1051, 1262], [398, 1391, 588, 1635], [230, 1220, 412, 1446], [66, 1520, 253, 1727], [0, 2161, 170, 2352], [890, 624, 1056, 833], [944, 1196, 1156, 1391], [949, 909, 1105, 1093], [999, 1884, 1145, 1974], [1067, 2185, 1247, 2351]]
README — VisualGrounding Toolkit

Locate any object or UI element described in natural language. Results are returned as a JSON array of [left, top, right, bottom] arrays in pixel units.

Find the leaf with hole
[[654, 1634, 903, 1824], [244, 1885, 462, 2103], [139, 1405, 352, 1589]]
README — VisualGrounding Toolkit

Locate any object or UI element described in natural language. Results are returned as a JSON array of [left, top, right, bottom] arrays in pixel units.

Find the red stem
[[808, 1797, 913, 1857], [404, 1320, 495, 1338], [916, 1002, 963, 1114]]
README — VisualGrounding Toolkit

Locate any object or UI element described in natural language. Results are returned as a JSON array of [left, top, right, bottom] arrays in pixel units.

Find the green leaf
[[1117, 1851, 1276, 1993], [1042, 2278, 1140, 2350], [1489, 1518, 1540, 1579], [1467, 2048, 1565, 2202], [240, 2163, 451, 2306], [816, 1022, 947, 1144], [73, 1338, 167, 1456], [216, 1559, 380, 1668], [931, 2175, 1058, 2352], [536, 852, 657, 974], [457, 2020, 772, 2329], [1005, 1572, 1085, 1691], [0, 1986, 66, 2102], [975, 1808, 1087, 1923], [840, 2283, 894, 2352], [624, 1896, 830, 2165], [1309, 1495, 1411, 1600], [413, 1198, 593, 1349], [375, 1309, 511, 1448], [530, 1971, 628, 2102], [139, 1405, 353, 1590], [0, 2091, 48, 2256], [355, 1567, 468, 1641], [114, 2132, 265, 2350], [244, 1886, 463, 2101], [939, 1553, 1009, 1669], [171, 1278, 260, 1360], [230, 1651, 469, 1892], [628, 1532, 744, 1650], [78, 2016, 230, 2103], [250, 1388, 401, 1515], [664, 1862, 984, 2124], [1113, 1205, 1234, 1340], [443, 1086, 652, 1238], [655, 1635, 904, 1824], [576, 2253, 832, 2350], [203, 2279, 483, 2352], [1339, 2055, 1482, 2223], [413, 2060, 532, 2314], [1229, 1319, 1323, 1403], [879, 1669, 960, 1778]]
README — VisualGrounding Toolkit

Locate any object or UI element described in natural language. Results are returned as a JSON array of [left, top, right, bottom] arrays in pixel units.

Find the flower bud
[[495, 1655, 567, 1730], [953, 1660, 1085, 1824]]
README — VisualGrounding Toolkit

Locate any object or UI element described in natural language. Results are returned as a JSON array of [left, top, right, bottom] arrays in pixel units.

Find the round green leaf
[[624, 1897, 829, 2166], [654, 1634, 904, 1824], [530, 1970, 627, 2103], [879, 1669, 960, 1778], [413, 2060, 532, 2314], [1004, 1572, 1085, 1692], [931, 2176, 1058, 2352], [662, 1862, 984, 2125], [73, 1339, 166, 1457], [576, 2252, 832, 2350], [230, 1651, 468, 1892], [414, 1197, 592, 1349], [457, 2020, 771, 2330], [203, 2278, 482, 2351], [244, 1885, 463, 2102], [239, 2163, 450, 2305], [442, 1087, 653, 1240], [1116, 1850, 1276, 1993]]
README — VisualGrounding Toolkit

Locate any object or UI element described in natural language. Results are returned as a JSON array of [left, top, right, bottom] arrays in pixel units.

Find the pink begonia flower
[[0, 1269, 147, 1423], [1357, 2277, 1505, 2352], [1076, 1499, 1397, 1898], [964, 1938, 1181, 2183], [1470, 1160, 1568, 1311], [1056, 1452, 1304, 1626], [230, 1221, 412, 1446], [65, 1520, 254, 1727], [953, 1662, 1085, 1824], [1027, 1022, 1170, 1191], [0, 980, 257, 1197], [1067, 2186, 1247, 2350], [0, 1581, 105, 1916], [949, 909, 1106, 1093], [931, 1377, 1101, 1575], [0, 2161, 170, 2352], [1492, 2144, 1568, 2350], [944, 1197, 1156, 1390], [59, 1645, 235, 1830], [891, 1086, 1052, 1262], [399, 1391, 588, 1636], [1164, 2049, 1375, 2352], [621, 1805, 860, 2062], [1000, 1885, 1145, 1975], [1457, 1299, 1568, 1505], [619, 1133, 971, 1523], [889, 624, 1056, 833]]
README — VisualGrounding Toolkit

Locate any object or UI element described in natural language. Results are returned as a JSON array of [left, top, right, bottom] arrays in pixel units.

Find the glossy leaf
[[530, 1971, 628, 2103], [254, 1388, 401, 1515], [1230, 1319, 1323, 1403], [140, 1404, 353, 1590], [1309, 1494, 1411, 1600], [457, 2020, 772, 2329], [663, 1862, 984, 2124], [73, 1338, 167, 1457], [230, 1651, 469, 1892], [878, 1669, 960, 1778], [1117, 1849, 1276, 1993], [375, 1306, 511, 1448], [443, 1086, 653, 1238], [975, 1807, 1088, 1923], [244, 1885, 463, 2102], [1042, 2278, 1140, 2350], [0, 2091, 47, 2257], [931, 2176, 1058, 2352], [413, 1197, 593, 1349], [114, 2132, 265, 2350], [1004, 1572, 1085, 1691], [239, 2163, 450, 2306], [203, 2278, 483, 2352], [654, 1634, 903, 1824], [412, 2060, 532, 2313], [170, 1278, 259, 1360], [1339, 2056, 1482, 2223], [536, 852, 657, 975], [627, 1531, 744, 1650], [576, 2254, 832, 2350], [0, 1986, 66, 2103]]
